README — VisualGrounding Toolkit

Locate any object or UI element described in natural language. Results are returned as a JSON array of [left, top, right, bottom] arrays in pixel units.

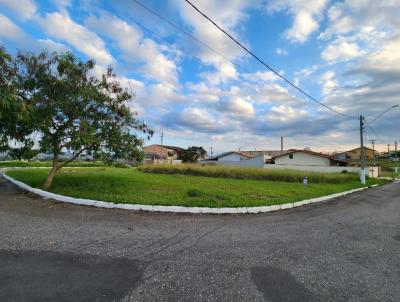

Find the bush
[[138, 164, 359, 184]]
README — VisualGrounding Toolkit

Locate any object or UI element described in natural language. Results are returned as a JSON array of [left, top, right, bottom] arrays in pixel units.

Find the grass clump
[[138, 164, 359, 184], [5, 168, 384, 208]]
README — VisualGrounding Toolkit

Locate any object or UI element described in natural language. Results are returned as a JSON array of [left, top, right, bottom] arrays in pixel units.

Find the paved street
[[0, 176, 399, 302]]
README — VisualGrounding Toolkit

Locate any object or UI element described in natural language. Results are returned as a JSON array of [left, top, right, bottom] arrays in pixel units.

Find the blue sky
[[1, 0, 399, 153]]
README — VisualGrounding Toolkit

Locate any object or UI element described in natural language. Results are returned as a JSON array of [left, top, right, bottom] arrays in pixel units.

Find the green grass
[[138, 164, 360, 184], [5, 168, 384, 208], [0, 160, 108, 168]]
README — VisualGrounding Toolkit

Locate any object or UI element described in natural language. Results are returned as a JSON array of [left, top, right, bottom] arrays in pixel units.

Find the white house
[[272, 150, 348, 167], [205, 151, 252, 162], [201, 151, 271, 168]]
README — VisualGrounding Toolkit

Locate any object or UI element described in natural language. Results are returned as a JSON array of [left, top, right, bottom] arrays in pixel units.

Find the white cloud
[[295, 65, 320, 77], [37, 38, 70, 53], [267, 105, 308, 122], [227, 97, 255, 118], [86, 15, 178, 86], [321, 0, 400, 39], [0, 0, 36, 20], [320, 71, 339, 95], [266, 0, 328, 43], [319, 0, 400, 141], [0, 14, 28, 42], [242, 71, 278, 82], [178, 107, 224, 132], [321, 41, 362, 62], [286, 10, 318, 43], [253, 84, 295, 104], [0, 15, 70, 53], [174, 0, 255, 83], [40, 12, 114, 65], [52, 0, 71, 9], [275, 48, 288, 55], [200, 61, 238, 85], [356, 35, 400, 75]]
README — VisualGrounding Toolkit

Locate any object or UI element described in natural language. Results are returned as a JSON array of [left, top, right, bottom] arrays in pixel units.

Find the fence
[[264, 164, 381, 177]]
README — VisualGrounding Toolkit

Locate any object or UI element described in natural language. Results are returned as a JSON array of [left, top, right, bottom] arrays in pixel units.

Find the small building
[[144, 144, 184, 164], [336, 147, 376, 161], [206, 151, 252, 162], [201, 151, 271, 168], [272, 149, 348, 167]]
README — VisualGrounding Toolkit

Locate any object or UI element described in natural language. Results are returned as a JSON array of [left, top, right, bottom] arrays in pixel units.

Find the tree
[[0, 48, 153, 188], [180, 146, 207, 163]]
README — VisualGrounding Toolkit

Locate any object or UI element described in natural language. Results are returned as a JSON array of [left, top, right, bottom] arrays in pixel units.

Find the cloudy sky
[[1, 0, 399, 154]]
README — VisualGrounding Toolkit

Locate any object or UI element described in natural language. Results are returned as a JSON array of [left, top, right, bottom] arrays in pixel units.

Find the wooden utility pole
[[370, 139, 376, 178], [359, 115, 366, 184]]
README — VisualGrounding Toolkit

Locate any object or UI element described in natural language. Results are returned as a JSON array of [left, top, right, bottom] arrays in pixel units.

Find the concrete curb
[[2, 172, 377, 215]]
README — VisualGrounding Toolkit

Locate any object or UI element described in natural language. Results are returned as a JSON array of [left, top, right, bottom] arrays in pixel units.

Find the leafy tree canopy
[[180, 146, 207, 163], [0, 48, 153, 188]]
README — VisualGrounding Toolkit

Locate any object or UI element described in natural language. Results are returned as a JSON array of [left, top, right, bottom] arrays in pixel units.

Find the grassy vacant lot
[[5, 167, 383, 208], [139, 164, 359, 184], [0, 160, 107, 168]]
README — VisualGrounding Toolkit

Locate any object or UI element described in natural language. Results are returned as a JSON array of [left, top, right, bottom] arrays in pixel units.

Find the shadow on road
[[0, 249, 144, 302], [251, 265, 314, 302]]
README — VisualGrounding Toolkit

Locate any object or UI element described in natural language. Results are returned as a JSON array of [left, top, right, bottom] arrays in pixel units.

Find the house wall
[[275, 152, 331, 166], [346, 148, 375, 160], [144, 145, 178, 160]]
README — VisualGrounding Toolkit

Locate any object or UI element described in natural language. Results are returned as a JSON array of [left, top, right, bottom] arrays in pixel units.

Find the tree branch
[[57, 148, 87, 170]]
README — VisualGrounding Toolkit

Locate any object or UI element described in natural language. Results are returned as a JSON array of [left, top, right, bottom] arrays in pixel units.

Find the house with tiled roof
[[271, 149, 348, 166], [144, 144, 185, 164]]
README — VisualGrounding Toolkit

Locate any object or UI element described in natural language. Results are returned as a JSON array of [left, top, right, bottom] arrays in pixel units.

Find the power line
[[369, 105, 399, 125], [131, 0, 354, 119], [129, 0, 252, 76], [364, 120, 386, 144], [183, 0, 355, 119]]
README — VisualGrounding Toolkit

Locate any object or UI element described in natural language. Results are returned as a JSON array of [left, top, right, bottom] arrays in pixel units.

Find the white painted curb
[[2, 172, 377, 215]]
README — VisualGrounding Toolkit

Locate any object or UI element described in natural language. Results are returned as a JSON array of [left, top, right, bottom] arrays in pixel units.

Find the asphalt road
[[0, 176, 399, 302]]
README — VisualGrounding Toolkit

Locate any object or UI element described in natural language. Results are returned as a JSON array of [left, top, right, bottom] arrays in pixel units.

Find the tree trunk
[[43, 154, 59, 189]]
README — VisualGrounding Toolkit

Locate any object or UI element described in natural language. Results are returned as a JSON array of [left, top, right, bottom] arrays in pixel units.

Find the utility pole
[[359, 115, 366, 184], [370, 139, 376, 178], [280, 136, 284, 152], [395, 141, 398, 162], [370, 139, 376, 161], [210, 146, 213, 157], [387, 144, 390, 154]]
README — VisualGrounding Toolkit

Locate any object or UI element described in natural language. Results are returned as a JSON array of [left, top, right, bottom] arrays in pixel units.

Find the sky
[[0, 0, 399, 154]]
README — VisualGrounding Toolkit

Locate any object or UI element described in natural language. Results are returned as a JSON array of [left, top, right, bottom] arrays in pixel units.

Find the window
[[289, 154, 293, 159]]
